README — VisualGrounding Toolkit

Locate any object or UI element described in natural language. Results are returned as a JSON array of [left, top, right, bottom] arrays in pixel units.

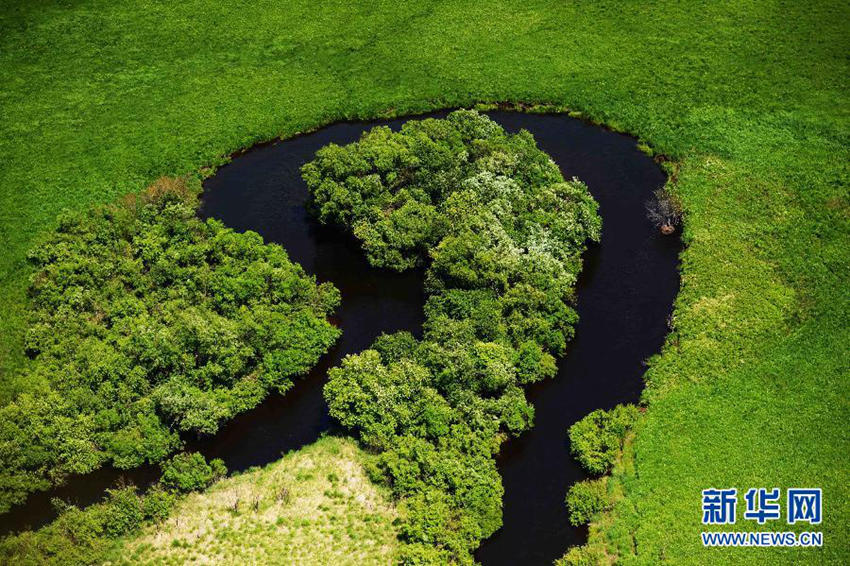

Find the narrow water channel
[[0, 112, 680, 566], [474, 112, 680, 564]]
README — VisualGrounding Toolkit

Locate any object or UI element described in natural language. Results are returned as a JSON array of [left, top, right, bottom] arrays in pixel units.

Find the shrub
[[161, 452, 227, 493], [569, 404, 639, 475], [0, 485, 176, 565], [0, 177, 340, 511], [101, 487, 146, 537], [565, 478, 610, 526], [555, 543, 609, 566], [140, 486, 178, 522]]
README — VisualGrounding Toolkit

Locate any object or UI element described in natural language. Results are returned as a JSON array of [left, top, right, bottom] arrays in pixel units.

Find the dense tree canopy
[[0, 179, 340, 512], [304, 110, 600, 563]]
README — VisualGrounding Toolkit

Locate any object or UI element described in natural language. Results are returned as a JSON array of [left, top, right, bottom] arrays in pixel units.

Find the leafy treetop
[[304, 111, 600, 563], [0, 178, 340, 512]]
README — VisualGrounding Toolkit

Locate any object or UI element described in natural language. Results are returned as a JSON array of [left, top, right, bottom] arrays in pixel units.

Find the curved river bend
[[0, 112, 680, 565]]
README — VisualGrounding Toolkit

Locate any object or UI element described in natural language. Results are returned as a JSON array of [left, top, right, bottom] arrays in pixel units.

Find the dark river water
[[0, 111, 680, 565]]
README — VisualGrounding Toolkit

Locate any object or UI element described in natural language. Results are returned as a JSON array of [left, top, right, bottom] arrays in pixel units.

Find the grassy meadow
[[114, 437, 398, 565], [0, 0, 847, 563]]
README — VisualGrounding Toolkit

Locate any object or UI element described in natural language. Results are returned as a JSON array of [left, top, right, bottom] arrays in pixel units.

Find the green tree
[[569, 404, 640, 476], [310, 111, 600, 562], [565, 477, 610, 526], [0, 178, 340, 511]]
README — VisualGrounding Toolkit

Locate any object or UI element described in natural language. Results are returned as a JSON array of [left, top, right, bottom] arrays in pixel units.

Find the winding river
[[0, 111, 680, 565]]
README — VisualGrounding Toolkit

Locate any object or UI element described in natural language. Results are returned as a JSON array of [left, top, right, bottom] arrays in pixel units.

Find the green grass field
[[1, 0, 847, 563]]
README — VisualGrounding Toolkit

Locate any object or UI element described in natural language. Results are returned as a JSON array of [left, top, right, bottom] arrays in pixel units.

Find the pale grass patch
[[111, 437, 398, 565]]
